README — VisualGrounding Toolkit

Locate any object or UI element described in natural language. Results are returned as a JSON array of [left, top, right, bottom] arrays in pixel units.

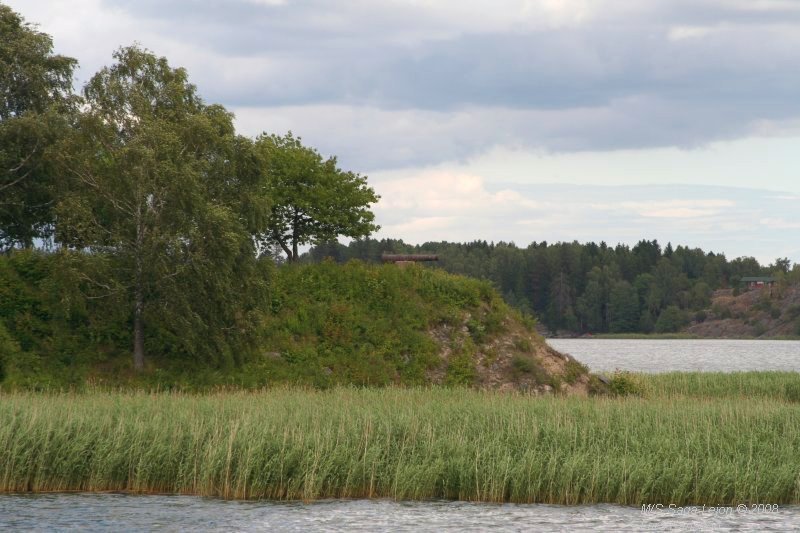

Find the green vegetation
[[254, 133, 379, 262], [2, 379, 800, 504], [1, 255, 539, 390], [309, 239, 800, 335], [1, 5, 380, 376], [620, 371, 800, 402]]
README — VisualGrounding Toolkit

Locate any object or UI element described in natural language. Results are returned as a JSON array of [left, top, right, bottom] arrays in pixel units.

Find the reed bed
[[1, 385, 799, 505], [633, 371, 800, 401]]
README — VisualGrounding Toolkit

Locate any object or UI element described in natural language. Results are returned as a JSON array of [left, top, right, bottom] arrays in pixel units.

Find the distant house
[[740, 276, 776, 289]]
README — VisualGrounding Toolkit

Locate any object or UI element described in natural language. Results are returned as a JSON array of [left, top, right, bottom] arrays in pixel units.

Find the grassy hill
[[1, 255, 599, 392]]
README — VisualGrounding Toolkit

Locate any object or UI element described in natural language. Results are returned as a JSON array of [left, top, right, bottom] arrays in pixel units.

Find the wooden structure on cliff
[[381, 253, 439, 267]]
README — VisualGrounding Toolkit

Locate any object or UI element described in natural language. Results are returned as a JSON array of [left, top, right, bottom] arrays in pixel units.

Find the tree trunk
[[133, 286, 145, 371], [133, 205, 145, 371], [273, 232, 293, 261], [290, 209, 299, 262]]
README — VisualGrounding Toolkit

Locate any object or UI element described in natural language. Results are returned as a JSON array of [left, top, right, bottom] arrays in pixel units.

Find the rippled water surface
[[547, 339, 800, 373], [1, 495, 799, 532]]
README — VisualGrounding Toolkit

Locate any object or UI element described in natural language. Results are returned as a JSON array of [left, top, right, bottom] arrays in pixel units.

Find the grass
[[622, 371, 800, 402], [2, 376, 800, 505]]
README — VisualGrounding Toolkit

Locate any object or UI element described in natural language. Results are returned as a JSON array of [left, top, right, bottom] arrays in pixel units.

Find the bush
[[513, 337, 533, 353], [511, 354, 537, 374], [694, 310, 707, 323], [510, 354, 549, 386], [608, 371, 644, 397], [446, 350, 477, 386], [712, 304, 732, 320], [563, 359, 588, 385]]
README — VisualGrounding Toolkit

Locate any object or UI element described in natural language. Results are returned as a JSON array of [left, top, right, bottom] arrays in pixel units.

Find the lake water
[[547, 339, 800, 373], [1, 494, 798, 532]]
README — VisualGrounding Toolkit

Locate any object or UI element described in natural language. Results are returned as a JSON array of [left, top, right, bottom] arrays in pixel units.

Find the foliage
[[54, 46, 269, 370], [608, 370, 645, 397], [608, 281, 639, 333], [654, 305, 689, 334], [307, 238, 785, 335], [258, 261, 500, 388], [563, 359, 588, 385], [0, 5, 77, 248], [254, 132, 379, 261]]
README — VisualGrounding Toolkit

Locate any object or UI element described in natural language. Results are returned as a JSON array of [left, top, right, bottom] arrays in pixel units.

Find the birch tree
[[0, 5, 77, 249], [56, 46, 268, 370]]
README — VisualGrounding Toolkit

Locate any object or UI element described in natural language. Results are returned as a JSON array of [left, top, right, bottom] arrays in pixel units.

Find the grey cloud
[[83, 0, 800, 166]]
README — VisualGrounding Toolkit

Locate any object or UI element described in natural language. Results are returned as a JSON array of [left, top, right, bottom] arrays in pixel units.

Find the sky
[[8, 0, 800, 264]]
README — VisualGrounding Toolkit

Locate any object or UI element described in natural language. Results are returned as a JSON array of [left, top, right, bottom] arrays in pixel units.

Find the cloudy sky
[[9, 0, 800, 263]]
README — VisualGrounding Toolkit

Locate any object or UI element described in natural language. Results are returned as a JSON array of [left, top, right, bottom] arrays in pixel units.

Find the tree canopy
[[54, 46, 270, 370], [307, 238, 800, 334], [254, 132, 379, 261], [0, 4, 77, 248]]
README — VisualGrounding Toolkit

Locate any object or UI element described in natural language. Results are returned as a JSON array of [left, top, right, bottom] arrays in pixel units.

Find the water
[[1, 494, 798, 532], [547, 339, 800, 373]]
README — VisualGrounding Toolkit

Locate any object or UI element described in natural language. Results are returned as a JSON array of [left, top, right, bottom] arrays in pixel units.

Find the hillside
[[1, 255, 599, 393], [685, 285, 800, 338], [254, 261, 599, 394]]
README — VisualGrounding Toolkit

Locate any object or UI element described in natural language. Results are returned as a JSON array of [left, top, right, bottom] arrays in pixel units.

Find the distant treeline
[[306, 239, 799, 334]]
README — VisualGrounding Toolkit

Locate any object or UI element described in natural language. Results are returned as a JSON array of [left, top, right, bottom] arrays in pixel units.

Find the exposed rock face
[[427, 306, 600, 395], [686, 286, 800, 338]]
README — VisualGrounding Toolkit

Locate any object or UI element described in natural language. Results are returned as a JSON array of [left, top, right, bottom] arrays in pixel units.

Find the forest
[[307, 239, 800, 334]]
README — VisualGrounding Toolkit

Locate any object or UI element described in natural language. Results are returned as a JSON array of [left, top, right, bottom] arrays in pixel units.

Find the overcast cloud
[[8, 0, 800, 262]]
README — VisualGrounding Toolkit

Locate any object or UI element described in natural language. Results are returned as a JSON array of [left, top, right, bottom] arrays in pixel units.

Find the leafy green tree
[[0, 5, 77, 249], [55, 46, 268, 370], [771, 257, 791, 274], [255, 132, 379, 261], [655, 305, 689, 333], [609, 281, 640, 333], [688, 281, 712, 310], [577, 280, 604, 332]]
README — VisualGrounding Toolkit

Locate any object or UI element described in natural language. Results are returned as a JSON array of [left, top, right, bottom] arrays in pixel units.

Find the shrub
[[770, 308, 782, 319], [511, 354, 536, 374], [694, 310, 707, 323], [466, 319, 487, 344], [445, 353, 477, 386], [513, 337, 533, 353], [510, 354, 549, 386], [563, 359, 588, 385], [609, 371, 644, 397]]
